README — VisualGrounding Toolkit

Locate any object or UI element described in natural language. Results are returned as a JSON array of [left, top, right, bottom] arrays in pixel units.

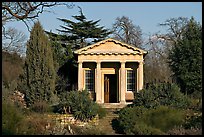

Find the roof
[[74, 38, 148, 55]]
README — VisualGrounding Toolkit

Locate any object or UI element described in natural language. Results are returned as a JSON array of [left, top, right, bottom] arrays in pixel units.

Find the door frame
[[101, 68, 118, 103]]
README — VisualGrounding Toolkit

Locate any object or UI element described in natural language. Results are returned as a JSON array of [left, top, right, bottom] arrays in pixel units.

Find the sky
[[5, 2, 202, 41]]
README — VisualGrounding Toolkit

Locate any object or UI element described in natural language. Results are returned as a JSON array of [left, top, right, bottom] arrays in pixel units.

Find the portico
[[74, 38, 147, 105]]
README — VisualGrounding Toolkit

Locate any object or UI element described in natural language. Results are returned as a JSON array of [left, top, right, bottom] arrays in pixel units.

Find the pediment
[[74, 38, 147, 55]]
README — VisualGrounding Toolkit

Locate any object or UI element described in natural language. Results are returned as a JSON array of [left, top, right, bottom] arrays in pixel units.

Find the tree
[[168, 17, 202, 96], [144, 34, 173, 84], [112, 16, 143, 48], [55, 6, 112, 49], [2, 2, 74, 31], [18, 21, 56, 106], [143, 17, 190, 85], [45, 7, 112, 91], [2, 27, 27, 56], [157, 17, 189, 50]]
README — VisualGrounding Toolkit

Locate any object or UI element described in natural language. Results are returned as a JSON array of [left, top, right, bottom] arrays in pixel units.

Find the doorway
[[104, 74, 118, 103]]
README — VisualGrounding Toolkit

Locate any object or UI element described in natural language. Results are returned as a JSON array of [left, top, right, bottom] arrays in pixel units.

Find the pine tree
[[168, 17, 202, 96], [19, 21, 56, 106]]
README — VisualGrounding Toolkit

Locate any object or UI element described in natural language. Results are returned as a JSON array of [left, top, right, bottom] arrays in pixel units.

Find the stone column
[[120, 61, 126, 104], [96, 61, 102, 103], [78, 61, 83, 90], [138, 61, 144, 91]]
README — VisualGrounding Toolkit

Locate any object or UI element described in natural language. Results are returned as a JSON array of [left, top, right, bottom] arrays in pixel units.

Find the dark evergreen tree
[[18, 21, 56, 106], [168, 17, 202, 97], [55, 6, 112, 49], [45, 7, 112, 92]]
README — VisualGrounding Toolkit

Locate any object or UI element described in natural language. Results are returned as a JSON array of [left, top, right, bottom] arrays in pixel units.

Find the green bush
[[2, 101, 24, 135], [134, 83, 191, 109], [117, 106, 185, 135], [131, 122, 165, 135], [97, 105, 107, 119], [145, 106, 185, 132], [184, 113, 202, 129], [58, 90, 100, 122], [118, 106, 147, 134]]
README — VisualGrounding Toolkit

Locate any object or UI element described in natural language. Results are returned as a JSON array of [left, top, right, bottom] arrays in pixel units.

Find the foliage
[[117, 106, 185, 135], [30, 100, 53, 114], [117, 106, 148, 134], [184, 113, 202, 129], [57, 90, 100, 122], [97, 105, 107, 119], [168, 17, 202, 95], [2, 99, 24, 135], [56, 6, 112, 49], [133, 82, 191, 109], [145, 106, 185, 132], [131, 122, 165, 135], [18, 21, 56, 107], [2, 51, 24, 88]]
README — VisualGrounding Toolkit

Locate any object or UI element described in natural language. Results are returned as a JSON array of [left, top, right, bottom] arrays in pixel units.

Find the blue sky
[[5, 2, 202, 40]]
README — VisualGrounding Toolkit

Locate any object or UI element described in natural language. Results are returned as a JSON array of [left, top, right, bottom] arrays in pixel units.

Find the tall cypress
[[19, 21, 56, 106]]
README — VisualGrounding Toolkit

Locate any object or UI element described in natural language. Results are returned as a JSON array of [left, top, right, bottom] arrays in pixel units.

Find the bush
[[117, 106, 185, 135], [97, 105, 107, 119], [30, 100, 52, 113], [134, 83, 191, 109], [118, 106, 148, 134], [131, 122, 165, 135], [184, 113, 202, 129], [58, 90, 100, 122], [2, 100, 24, 135], [145, 106, 185, 132]]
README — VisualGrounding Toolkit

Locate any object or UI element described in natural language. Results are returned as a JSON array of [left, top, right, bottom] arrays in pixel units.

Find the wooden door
[[104, 76, 109, 103]]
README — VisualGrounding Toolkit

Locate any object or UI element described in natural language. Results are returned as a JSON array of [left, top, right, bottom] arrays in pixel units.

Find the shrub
[[30, 100, 52, 113], [145, 106, 185, 132], [2, 100, 24, 135], [131, 122, 165, 135], [134, 83, 191, 109], [184, 113, 202, 129], [117, 106, 185, 135], [118, 106, 148, 134], [97, 105, 107, 119], [58, 90, 100, 122]]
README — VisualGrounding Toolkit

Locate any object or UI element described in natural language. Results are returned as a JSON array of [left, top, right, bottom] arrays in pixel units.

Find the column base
[[120, 100, 126, 104], [96, 100, 102, 104]]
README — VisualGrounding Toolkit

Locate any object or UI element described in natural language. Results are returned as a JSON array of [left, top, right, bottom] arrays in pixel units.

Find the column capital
[[78, 61, 83, 64], [96, 61, 101, 64], [139, 60, 144, 65], [120, 61, 126, 64]]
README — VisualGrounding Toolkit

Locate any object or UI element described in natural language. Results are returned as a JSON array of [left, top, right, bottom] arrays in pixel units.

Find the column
[[96, 61, 102, 103], [138, 61, 144, 91], [120, 61, 126, 104], [78, 61, 83, 90]]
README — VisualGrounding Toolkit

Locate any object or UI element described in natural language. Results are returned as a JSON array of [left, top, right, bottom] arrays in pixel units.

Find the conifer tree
[[168, 17, 202, 96], [19, 21, 56, 106]]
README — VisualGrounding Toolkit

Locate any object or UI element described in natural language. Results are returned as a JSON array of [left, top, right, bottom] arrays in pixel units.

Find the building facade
[[74, 38, 147, 105]]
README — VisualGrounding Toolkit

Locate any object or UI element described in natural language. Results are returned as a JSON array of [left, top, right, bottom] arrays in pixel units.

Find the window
[[127, 70, 136, 91], [85, 70, 95, 92]]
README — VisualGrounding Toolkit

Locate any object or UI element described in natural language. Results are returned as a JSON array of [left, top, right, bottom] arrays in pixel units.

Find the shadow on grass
[[111, 118, 125, 134]]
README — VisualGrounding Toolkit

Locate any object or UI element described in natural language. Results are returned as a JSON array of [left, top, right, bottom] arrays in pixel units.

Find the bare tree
[[112, 16, 143, 48], [156, 17, 189, 49], [2, 27, 27, 55], [2, 2, 74, 31], [144, 34, 173, 84]]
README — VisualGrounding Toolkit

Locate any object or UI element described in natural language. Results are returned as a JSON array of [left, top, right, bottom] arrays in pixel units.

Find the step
[[100, 103, 129, 109]]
